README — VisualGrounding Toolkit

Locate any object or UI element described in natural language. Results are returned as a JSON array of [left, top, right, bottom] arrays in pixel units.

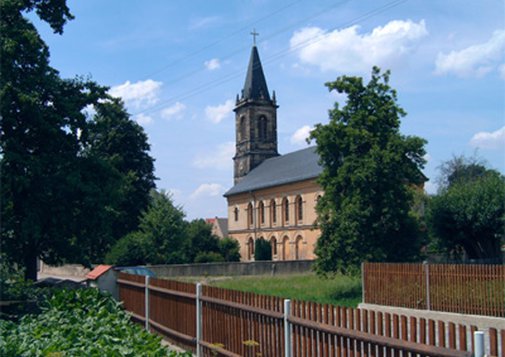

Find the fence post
[[423, 261, 430, 310], [473, 331, 484, 357], [145, 275, 150, 330], [284, 299, 292, 357], [361, 262, 365, 303], [196, 283, 202, 357]]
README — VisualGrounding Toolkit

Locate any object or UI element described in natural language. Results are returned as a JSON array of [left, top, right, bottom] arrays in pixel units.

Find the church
[[224, 44, 323, 261]]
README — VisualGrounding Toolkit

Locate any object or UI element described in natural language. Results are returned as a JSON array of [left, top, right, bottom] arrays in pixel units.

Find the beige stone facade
[[227, 178, 323, 261]]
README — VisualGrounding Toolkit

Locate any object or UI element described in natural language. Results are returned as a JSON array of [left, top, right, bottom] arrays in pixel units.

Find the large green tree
[[310, 67, 427, 274], [87, 99, 156, 241], [429, 158, 505, 261], [0, 0, 155, 280]]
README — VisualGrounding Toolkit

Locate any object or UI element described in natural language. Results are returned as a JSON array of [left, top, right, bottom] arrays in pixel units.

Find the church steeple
[[241, 45, 271, 102], [233, 44, 279, 184]]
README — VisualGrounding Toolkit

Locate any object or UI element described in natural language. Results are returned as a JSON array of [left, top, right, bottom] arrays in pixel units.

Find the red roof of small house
[[86, 265, 113, 280]]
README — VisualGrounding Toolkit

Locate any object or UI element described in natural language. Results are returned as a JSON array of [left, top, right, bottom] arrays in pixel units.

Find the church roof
[[224, 146, 322, 197], [241, 45, 271, 101]]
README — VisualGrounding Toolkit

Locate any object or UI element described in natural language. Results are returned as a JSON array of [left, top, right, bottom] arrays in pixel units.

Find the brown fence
[[117, 272, 505, 356], [363, 263, 505, 317]]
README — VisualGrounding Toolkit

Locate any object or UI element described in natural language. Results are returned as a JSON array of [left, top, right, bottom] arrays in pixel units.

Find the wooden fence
[[362, 263, 505, 317], [118, 272, 504, 357]]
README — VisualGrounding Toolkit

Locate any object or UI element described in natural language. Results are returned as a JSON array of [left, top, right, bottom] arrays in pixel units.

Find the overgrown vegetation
[[254, 238, 272, 261], [209, 273, 362, 307], [0, 288, 190, 356]]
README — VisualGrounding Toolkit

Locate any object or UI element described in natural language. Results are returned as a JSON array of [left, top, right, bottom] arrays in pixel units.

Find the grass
[[205, 273, 362, 308]]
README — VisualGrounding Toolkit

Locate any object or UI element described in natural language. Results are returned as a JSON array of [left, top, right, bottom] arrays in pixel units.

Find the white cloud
[[189, 16, 220, 30], [423, 153, 432, 163], [470, 126, 505, 150], [205, 99, 234, 124], [134, 113, 153, 126], [290, 125, 313, 145], [161, 102, 186, 120], [109, 79, 162, 109], [424, 180, 437, 195], [290, 19, 428, 73], [193, 142, 235, 170], [435, 30, 505, 78], [204, 58, 221, 70], [190, 183, 225, 200]]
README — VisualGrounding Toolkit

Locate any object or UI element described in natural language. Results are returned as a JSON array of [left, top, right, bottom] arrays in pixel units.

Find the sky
[[31, 0, 505, 220]]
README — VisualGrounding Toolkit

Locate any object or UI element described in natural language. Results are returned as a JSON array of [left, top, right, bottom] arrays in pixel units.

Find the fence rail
[[117, 273, 503, 357], [362, 263, 505, 317]]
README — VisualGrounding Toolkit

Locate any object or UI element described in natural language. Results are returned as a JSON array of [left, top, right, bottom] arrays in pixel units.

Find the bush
[[194, 252, 225, 263], [219, 237, 241, 262], [105, 231, 150, 266], [254, 238, 272, 261], [0, 288, 190, 356]]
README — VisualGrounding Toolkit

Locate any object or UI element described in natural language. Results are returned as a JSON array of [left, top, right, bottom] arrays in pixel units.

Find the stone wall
[[148, 259, 314, 278]]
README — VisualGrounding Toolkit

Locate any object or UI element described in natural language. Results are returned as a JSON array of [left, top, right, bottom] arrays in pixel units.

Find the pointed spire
[[242, 45, 271, 102]]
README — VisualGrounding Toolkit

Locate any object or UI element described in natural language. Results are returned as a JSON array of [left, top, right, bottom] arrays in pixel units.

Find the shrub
[[254, 238, 272, 261], [219, 237, 241, 262], [194, 252, 225, 263], [105, 231, 150, 266]]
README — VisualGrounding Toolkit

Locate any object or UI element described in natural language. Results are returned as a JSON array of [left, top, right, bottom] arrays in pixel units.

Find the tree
[[105, 190, 187, 266], [87, 99, 156, 241], [254, 238, 272, 261], [428, 160, 505, 261], [0, 1, 156, 280], [183, 219, 220, 263], [310, 67, 427, 274], [218, 237, 241, 262]]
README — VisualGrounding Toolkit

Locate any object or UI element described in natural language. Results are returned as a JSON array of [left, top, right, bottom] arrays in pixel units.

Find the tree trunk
[[24, 250, 38, 281]]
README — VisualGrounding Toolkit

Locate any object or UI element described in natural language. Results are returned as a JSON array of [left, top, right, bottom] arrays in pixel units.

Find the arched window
[[258, 116, 268, 139], [282, 236, 290, 260], [248, 237, 254, 260], [239, 116, 246, 141], [247, 202, 253, 228], [270, 199, 276, 225], [282, 197, 289, 225], [234, 207, 239, 222], [258, 201, 265, 225], [295, 195, 303, 223], [270, 237, 277, 256], [295, 236, 303, 260]]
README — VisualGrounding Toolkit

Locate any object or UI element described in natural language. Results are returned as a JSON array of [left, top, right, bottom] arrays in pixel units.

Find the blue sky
[[32, 0, 505, 220]]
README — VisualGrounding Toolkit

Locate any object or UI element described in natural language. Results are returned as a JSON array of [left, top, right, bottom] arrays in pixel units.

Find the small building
[[86, 265, 118, 300], [206, 217, 229, 238]]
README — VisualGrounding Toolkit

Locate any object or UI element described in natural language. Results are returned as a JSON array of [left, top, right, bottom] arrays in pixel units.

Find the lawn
[[205, 273, 362, 307]]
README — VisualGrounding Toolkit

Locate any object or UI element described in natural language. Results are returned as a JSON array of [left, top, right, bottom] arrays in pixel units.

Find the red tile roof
[[86, 265, 113, 280]]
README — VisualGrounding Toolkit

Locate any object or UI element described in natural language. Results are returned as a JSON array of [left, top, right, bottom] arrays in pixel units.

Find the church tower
[[233, 44, 279, 184]]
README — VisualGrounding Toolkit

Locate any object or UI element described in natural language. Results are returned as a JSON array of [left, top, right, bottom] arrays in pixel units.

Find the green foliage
[[194, 252, 225, 263], [104, 232, 150, 266], [428, 165, 505, 260], [0, 0, 156, 280], [218, 237, 241, 262], [87, 99, 156, 241], [0, 255, 33, 301], [254, 238, 272, 261], [106, 190, 187, 266], [184, 219, 220, 262], [310, 67, 427, 274], [0, 288, 190, 356]]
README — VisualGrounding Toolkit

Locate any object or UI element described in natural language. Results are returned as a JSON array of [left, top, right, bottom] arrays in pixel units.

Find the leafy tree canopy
[[0, 0, 155, 280], [310, 67, 427, 274], [429, 158, 505, 261]]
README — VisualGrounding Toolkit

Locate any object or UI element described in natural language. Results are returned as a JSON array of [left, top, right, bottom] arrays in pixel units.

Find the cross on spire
[[250, 29, 259, 45]]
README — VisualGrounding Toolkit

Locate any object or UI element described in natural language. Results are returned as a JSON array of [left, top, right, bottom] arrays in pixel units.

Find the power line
[[132, 0, 408, 118]]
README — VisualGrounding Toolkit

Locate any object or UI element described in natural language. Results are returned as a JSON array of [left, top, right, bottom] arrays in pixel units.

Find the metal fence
[[117, 272, 502, 357], [362, 263, 505, 317]]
